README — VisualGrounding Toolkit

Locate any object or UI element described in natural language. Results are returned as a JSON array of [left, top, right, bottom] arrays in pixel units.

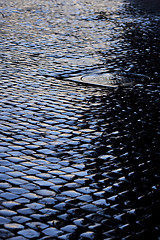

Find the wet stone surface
[[0, 75, 159, 239], [0, 0, 160, 239]]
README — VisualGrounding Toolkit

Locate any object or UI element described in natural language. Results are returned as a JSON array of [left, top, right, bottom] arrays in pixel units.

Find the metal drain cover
[[69, 72, 149, 88], [70, 72, 131, 87]]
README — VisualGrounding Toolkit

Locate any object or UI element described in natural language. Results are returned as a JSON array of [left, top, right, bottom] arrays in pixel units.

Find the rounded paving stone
[[0, 192, 19, 200], [40, 208, 58, 216], [7, 178, 28, 186], [26, 203, 44, 210], [42, 227, 63, 237], [60, 224, 78, 233], [0, 147, 10, 153], [17, 208, 35, 215], [6, 171, 25, 177], [9, 237, 28, 240], [80, 231, 96, 240], [22, 183, 40, 191], [30, 213, 46, 221], [26, 221, 49, 230], [15, 197, 30, 204], [0, 216, 11, 224], [22, 193, 41, 200], [18, 229, 40, 238], [5, 223, 24, 231], [0, 209, 16, 217], [35, 189, 56, 197], [38, 197, 56, 205], [0, 228, 14, 238], [8, 188, 29, 195], [61, 190, 81, 197], [0, 173, 11, 180], [80, 204, 101, 213], [34, 180, 53, 187], [2, 201, 20, 209], [58, 233, 74, 240], [12, 216, 31, 224], [0, 182, 11, 189]]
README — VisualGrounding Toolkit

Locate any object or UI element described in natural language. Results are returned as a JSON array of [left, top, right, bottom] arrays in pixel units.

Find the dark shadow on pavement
[[84, 82, 160, 239], [101, 3, 160, 83], [128, 0, 160, 13]]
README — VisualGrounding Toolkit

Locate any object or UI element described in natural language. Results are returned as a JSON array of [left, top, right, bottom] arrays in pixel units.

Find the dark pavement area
[[128, 0, 160, 13]]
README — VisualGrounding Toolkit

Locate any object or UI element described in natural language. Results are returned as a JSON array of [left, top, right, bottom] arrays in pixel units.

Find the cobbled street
[[0, 0, 160, 239]]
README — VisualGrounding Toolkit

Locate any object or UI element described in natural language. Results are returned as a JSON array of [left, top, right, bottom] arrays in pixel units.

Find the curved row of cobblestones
[[0, 75, 159, 239]]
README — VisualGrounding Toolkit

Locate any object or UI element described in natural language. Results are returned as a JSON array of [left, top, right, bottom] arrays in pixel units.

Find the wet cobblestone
[[0, 0, 160, 238], [0, 74, 159, 239]]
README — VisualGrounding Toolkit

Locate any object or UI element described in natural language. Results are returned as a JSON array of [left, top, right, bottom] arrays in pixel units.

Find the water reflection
[[0, 0, 124, 80], [101, 3, 160, 83], [0, 1, 160, 238], [0, 0, 160, 82], [83, 83, 160, 238]]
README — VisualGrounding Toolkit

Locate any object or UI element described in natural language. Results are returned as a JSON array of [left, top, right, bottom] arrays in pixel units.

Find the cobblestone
[[0, 216, 11, 224], [2, 201, 20, 210], [5, 223, 24, 231], [18, 229, 40, 238], [0, 56, 159, 240], [0, 209, 17, 217]]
